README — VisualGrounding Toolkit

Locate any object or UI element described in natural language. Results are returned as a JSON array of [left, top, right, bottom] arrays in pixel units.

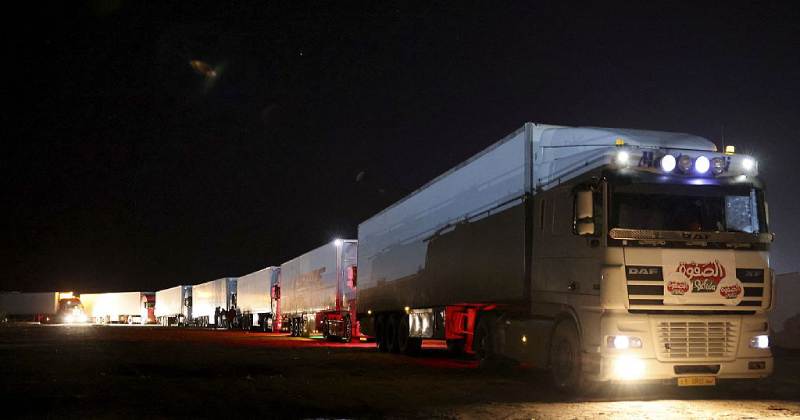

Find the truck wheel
[[474, 314, 497, 366], [386, 314, 400, 353], [398, 315, 421, 355], [550, 320, 595, 395], [376, 315, 388, 352], [322, 317, 330, 340], [341, 316, 353, 343]]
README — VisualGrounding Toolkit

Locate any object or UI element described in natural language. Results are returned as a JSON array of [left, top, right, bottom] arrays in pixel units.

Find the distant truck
[[80, 291, 156, 324], [0, 291, 87, 324], [155, 285, 192, 326], [236, 266, 279, 331], [357, 123, 774, 393], [192, 277, 237, 327], [278, 240, 358, 341]]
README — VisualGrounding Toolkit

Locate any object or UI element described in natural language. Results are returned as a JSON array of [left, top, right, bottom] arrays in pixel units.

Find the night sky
[[5, 1, 799, 293]]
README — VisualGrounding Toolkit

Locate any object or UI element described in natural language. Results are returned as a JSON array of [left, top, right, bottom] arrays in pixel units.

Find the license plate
[[677, 376, 716, 387]]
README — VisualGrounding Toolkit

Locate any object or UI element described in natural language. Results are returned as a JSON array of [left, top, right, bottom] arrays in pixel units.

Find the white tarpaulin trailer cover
[[155, 285, 191, 320], [80, 292, 143, 322], [237, 267, 278, 315], [280, 241, 357, 316], [192, 277, 237, 325]]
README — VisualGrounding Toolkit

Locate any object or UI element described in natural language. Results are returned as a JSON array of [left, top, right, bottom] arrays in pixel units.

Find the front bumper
[[589, 312, 773, 383], [591, 353, 773, 383]]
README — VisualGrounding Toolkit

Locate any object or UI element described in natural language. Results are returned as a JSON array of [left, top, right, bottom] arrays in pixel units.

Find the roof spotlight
[[677, 155, 693, 173], [711, 157, 726, 175], [695, 155, 710, 174], [742, 157, 755, 171], [660, 154, 676, 172], [616, 150, 630, 166]]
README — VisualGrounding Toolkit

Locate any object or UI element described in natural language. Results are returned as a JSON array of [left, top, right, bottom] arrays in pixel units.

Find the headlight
[[612, 355, 645, 380], [607, 335, 643, 349], [750, 335, 769, 349], [660, 154, 676, 172], [695, 155, 710, 174], [64, 314, 74, 323]]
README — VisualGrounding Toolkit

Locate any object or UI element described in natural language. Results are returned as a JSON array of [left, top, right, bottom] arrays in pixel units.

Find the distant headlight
[[607, 335, 643, 349], [616, 150, 630, 166], [660, 154, 676, 172], [695, 155, 710, 174], [742, 157, 756, 172], [750, 334, 769, 349]]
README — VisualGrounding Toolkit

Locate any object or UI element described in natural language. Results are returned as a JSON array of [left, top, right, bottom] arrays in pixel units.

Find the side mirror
[[575, 189, 596, 236]]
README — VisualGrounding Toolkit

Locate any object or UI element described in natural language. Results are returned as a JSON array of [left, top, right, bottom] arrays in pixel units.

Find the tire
[[376, 315, 388, 352], [397, 314, 422, 355], [341, 316, 353, 343], [322, 317, 330, 340], [550, 320, 596, 395], [386, 314, 400, 353], [474, 314, 496, 366]]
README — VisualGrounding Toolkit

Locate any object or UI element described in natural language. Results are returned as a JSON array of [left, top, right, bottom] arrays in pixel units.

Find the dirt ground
[[2, 324, 799, 419]]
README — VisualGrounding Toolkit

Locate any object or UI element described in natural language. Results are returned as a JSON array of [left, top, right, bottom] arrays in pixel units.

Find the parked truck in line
[[0, 291, 87, 324], [80, 291, 156, 324], [278, 240, 358, 341], [192, 277, 237, 327], [155, 285, 192, 326], [236, 266, 279, 331], [356, 123, 773, 392]]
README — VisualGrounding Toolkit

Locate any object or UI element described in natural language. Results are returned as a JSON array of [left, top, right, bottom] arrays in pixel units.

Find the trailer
[[357, 122, 774, 393], [0, 291, 86, 324], [278, 240, 357, 341], [236, 266, 279, 331], [155, 285, 192, 326], [191, 277, 237, 327], [80, 291, 154, 324], [770, 272, 800, 349]]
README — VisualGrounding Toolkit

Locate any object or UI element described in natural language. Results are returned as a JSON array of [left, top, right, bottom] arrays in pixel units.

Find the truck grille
[[656, 320, 739, 360]]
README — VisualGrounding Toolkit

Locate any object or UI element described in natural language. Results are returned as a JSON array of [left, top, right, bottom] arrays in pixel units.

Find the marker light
[[750, 334, 769, 349], [616, 151, 630, 165], [677, 155, 693, 173], [333, 239, 343, 247], [711, 157, 726, 175], [695, 155, 710, 174], [742, 157, 755, 171], [660, 154, 676, 172]]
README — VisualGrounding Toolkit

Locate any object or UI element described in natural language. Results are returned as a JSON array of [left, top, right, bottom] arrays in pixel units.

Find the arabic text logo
[[676, 260, 727, 293]]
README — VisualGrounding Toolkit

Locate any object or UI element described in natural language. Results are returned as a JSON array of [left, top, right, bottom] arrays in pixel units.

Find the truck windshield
[[610, 183, 765, 233]]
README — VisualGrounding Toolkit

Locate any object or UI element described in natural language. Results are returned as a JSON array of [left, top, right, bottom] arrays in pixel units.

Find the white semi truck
[[236, 266, 279, 331], [278, 240, 358, 341], [155, 285, 192, 326], [357, 123, 773, 392]]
